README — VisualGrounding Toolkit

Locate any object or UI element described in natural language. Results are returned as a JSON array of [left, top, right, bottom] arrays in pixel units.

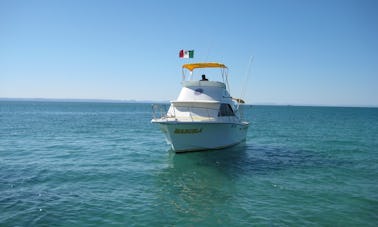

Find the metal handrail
[[152, 104, 169, 119], [152, 104, 241, 123]]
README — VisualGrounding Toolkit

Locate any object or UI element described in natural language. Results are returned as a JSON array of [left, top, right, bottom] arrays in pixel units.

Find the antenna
[[237, 56, 254, 109]]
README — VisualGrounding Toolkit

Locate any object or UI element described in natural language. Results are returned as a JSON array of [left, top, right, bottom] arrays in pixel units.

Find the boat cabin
[[166, 62, 240, 122]]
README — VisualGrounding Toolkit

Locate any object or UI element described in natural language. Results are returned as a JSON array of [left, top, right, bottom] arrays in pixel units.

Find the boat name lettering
[[174, 128, 203, 134]]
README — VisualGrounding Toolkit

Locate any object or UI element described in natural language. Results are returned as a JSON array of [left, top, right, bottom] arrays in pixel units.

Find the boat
[[151, 62, 249, 152]]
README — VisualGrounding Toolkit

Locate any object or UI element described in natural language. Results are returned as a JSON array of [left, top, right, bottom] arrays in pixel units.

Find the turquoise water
[[1, 101, 377, 226]]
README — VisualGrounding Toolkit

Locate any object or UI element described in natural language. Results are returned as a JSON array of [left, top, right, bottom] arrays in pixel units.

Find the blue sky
[[1, 0, 377, 106]]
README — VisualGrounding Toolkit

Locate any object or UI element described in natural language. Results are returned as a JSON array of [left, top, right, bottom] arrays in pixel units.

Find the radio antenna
[[240, 56, 254, 105]]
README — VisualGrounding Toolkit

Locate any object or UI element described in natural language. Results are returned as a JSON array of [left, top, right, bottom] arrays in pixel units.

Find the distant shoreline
[[0, 97, 169, 104], [1, 98, 377, 108]]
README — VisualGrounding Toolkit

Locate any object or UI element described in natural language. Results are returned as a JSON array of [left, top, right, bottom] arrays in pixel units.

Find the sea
[[1, 101, 377, 226]]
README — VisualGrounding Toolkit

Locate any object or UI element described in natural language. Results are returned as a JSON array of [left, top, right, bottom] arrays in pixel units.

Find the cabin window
[[218, 104, 235, 117]]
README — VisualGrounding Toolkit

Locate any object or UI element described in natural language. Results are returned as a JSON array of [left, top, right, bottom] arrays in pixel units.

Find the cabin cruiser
[[152, 62, 249, 152]]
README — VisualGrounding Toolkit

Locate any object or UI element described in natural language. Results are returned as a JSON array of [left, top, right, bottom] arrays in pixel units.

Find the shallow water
[[1, 101, 377, 225]]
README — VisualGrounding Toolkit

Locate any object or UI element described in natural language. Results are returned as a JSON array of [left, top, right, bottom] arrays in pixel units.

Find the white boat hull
[[155, 122, 249, 152]]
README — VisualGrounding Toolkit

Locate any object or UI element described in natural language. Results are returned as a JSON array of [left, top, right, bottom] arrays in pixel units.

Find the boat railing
[[236, 104, 250, 122], [152, 104, 170, 120], [152, 104, 240, 123]]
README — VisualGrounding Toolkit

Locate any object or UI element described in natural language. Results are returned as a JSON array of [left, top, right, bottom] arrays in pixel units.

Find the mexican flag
[[179, 50, 194, 58]]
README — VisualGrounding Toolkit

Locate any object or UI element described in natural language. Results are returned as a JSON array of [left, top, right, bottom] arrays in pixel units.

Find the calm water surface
[[1, 101, 377, 226]]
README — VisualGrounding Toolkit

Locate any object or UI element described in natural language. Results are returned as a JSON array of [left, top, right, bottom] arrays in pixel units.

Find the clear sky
[[1, 0, 377, 106]]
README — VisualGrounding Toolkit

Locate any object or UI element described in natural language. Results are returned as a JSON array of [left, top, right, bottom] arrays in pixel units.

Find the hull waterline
[[155, 121, 249, 152]]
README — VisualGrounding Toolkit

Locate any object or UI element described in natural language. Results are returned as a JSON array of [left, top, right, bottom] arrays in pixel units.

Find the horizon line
[[0, 97, 377, 108]]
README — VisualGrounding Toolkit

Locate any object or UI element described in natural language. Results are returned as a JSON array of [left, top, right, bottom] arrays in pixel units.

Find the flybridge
[[181, 62, 230, 88]]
